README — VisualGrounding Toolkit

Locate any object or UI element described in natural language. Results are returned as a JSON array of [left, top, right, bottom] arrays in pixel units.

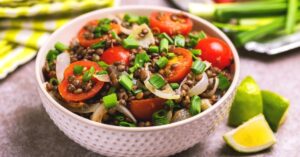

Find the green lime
[[262, 90, 289, 132], [228, 76, 263, 126]]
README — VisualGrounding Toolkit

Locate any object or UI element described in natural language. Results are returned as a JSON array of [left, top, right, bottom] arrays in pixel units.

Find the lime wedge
[[228, 76, 263, 126], [224, 114, 276, 153], [262, 90, 290, 132]]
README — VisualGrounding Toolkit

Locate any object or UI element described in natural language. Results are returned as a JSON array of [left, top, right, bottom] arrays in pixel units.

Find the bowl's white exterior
[[35, 6, 240, 157]]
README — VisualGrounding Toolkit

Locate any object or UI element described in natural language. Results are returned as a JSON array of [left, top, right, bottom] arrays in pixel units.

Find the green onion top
[[152, 109, 169, 126], [165, 100, 175, 109], [97, 61, 108, 69], [135, 52, 150, 66], [124, 14, 149, 25], [159, 33, 174, 44], [119, 74, 133, 91], [148, 45, 159, 53], [174, 35, 185, 47], [218, 74, 230, 90], [190, 49, 202, 56], [133, 89, 143, 95], [91, 40, 106, 49], [170, 83, 180, 90], [46, 49, 59, 62], [82, 66, 95, 82], [160, 38, 169, 52], [167, 53, 176, 59], [149, 74, 166, 89], [107, 87, 116, 95], [96, 70, 108, 75], [119, 121, 136, 127], [156, 57, 168, 69], [49, 78, 59, 86], [73, 65, 84, 75], [99, 18, 111, 25], [111, 31, 120, 40], [54, 42, 68, 52], [103, 93, 118, 109], [190, 96, 201, 116], [191, 60, 206, 74], [122, 37, 139, 49]]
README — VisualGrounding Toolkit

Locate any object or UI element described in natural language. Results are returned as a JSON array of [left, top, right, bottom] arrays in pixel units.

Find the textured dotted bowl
[[35, 6, 240, 157]]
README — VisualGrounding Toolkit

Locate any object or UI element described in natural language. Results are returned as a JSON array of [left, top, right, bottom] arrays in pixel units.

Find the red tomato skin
[[58, 61, 104, 102], [100, 46, 130, 65], [196, 37, 232, 70], [130, 98, 166, 121], [149, 12, 193, 35]]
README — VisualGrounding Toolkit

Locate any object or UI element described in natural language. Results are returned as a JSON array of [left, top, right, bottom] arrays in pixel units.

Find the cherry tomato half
[[149, 12, 193, 35], [130, 98, 166, 121], [58, 61, 104, 102], [100, 46, 130, 65], [77, 20, 121, 47], [196, 37, 233, 70], [164, 48, 193, 83]]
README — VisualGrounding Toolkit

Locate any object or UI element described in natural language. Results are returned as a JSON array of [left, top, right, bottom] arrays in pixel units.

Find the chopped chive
[[160, 38, 169, 52], [119, 74, 133, 91], [148, 45, 159, 53], [187, 38, 199, 48], [113, 114, 125, 121], [218, 74, 231, 90], [156, 57, 168, 69], [91, 40, 106, 49], [119, 121, 136, 127], [123, 37, 139, 49], [170, 83, 180, 90], [137, 16, 149, 25], [135, 52, 150, 66], [149, 74, 166, 89], [189, 31, 207, 40], [129, 64, 140, 73], [82, 66, 95, 82], [94, 32, 102, 38], [103, 93, 118, 109], [165, 100, 175, 109], [111, 31, 120, 40], [99, 18, 111, 25], [54, 42, 68, 52], [159, 33, 174, 44], [190, 96, 201, 116], [190, 49, 202, 56], [124, 14, 139, 23], [97, 61, 108, 69], [96, 70, 108, 75], [73, 65, 84, 75], [49, 78, 59, 86], [174, 35, 185, 47], [133, 89, 143, 95], [107, 87, 116, 95], [167, 53, 176, 59], [191, 60, 206, 74], [152, 110, 169, 126], [46, 49, 59, 62], [285, 0, 298, 34]]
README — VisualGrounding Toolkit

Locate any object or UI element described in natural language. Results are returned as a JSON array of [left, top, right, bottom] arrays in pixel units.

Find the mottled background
[[1, 1, 299, 157]]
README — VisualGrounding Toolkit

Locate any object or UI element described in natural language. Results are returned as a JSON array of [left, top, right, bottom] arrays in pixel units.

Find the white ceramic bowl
[[35, 6, 240, 157]]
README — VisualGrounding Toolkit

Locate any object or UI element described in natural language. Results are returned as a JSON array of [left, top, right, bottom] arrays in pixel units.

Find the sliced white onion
[[115, 105, 137, 123], [167, 110, 173, 122], [205, 77, 219, 97], [93, 74, 110, 82], [128, 24, 155, 48], [171, 109, 191, 122], [91, 104, 107, 123], [56, 52, 70, 82], [203, 61, 211, 71], [188, 73, 209, 96], [67, 103, 100, 114], [109, 15, 134, 35]]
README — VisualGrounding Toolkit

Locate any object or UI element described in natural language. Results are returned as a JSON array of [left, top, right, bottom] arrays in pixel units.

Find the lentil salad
[[43, 12, 234, 127]]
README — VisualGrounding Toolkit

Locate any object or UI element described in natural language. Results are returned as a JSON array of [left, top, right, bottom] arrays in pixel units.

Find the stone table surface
[[1, 1, 300, 157]]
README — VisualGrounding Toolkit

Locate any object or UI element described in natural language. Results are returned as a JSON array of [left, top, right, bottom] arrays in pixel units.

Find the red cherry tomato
[[164, 48, 193, 82], [77, 20, 121, 47], [149, 12, 193, 35], [58, 61, 104, 102], [196, 37, 233, 70], [130, 98, 166, 121], [100, 46, 130, 65]]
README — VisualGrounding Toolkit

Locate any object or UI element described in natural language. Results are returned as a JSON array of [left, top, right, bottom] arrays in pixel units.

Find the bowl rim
[[35, 5, 240, 132]]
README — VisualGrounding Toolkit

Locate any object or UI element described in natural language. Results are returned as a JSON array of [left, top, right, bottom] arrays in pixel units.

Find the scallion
[[123, 37, 139, 49], [165, 100, 175, 109], [111, 31, 120, 40], [174, 35, 185, 47], [119, 74, 133, 91], [190, 96, 201, 116], [82, 66, 95, 82], [91, 40, 106, 49], [159, 33, 174, 44], [46, 49, 59, 62], [54, 42, 68, 52], [98, 61, 108, 69], [160, 38, 169, 52], [96, 70, 108, 75], [49, 78, 59, 86], [149, 74, 166, 89], [170, 83, 180, 90], [134, 52, 150, 66], [152, 110, 169, 126], [103, 93, 118, 109], [148, 45, 159, 53], [119, 121, 136, 127], [190, 49, 202, 56], [218, 74, 231, 90], [191, 60, 206, 74], [73, 65, 84, 75], [133, 89, 143, 95], [156, 57, 168, 69], [107, 87, 116, 95], [286, 0, 298, 34], [167, 53, 176, 59]]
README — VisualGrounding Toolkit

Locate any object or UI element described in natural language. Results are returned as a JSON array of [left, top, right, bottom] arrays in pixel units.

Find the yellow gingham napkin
[[0, 0, 117, 79]]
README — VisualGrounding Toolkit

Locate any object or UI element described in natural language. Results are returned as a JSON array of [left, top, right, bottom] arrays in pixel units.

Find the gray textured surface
[[1, 1, 300, 157]]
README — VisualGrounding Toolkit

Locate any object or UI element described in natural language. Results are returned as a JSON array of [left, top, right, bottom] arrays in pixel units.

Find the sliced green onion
[[286, 0, 298, 34], [149, 74, 166, 89], [100, 24, 111, 33], [137, 16, 149, 25], [49, 78, 59, 86], [156, 57, 168, 69], [160, 38, 169, 52], [190, 49, 202, 56], [174, 35, 185, 47], [187, 38, 198, 48], [124, 14, 139, 23], [159, 33, 174, 44], [123, 37, 139, 49], [218, 74, 231, 90], [91, 40, 106, 49], [54, 42, 68, 52], [73, 65, 84, 75], [170, 83, 180, 90], [148, 45, 159, 53], [135, 52, 150, 66], [94, 32, 101, 38], [97, 61, 108, 69], [165, 100, 175, 109], [46, 49, 59, 62], [119, 74, 133, 91], [82, 66, 95, 82], [99, 18, 111, 25], [113, 114, 125, 121], [111, 31, 120, 40], [189, 31, 207, 40], [191, 60, 206, 74], [129, 64, 140, 73], [103, 93, 118, 109], [96, 70, 108, 75], [167, 53, 176, 59], [152, 109, 169, 126], [190, 96, 201, 116], [133, 89, 143, 95], [107, 87, 116, 95], [119, 121, 136, 127]]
